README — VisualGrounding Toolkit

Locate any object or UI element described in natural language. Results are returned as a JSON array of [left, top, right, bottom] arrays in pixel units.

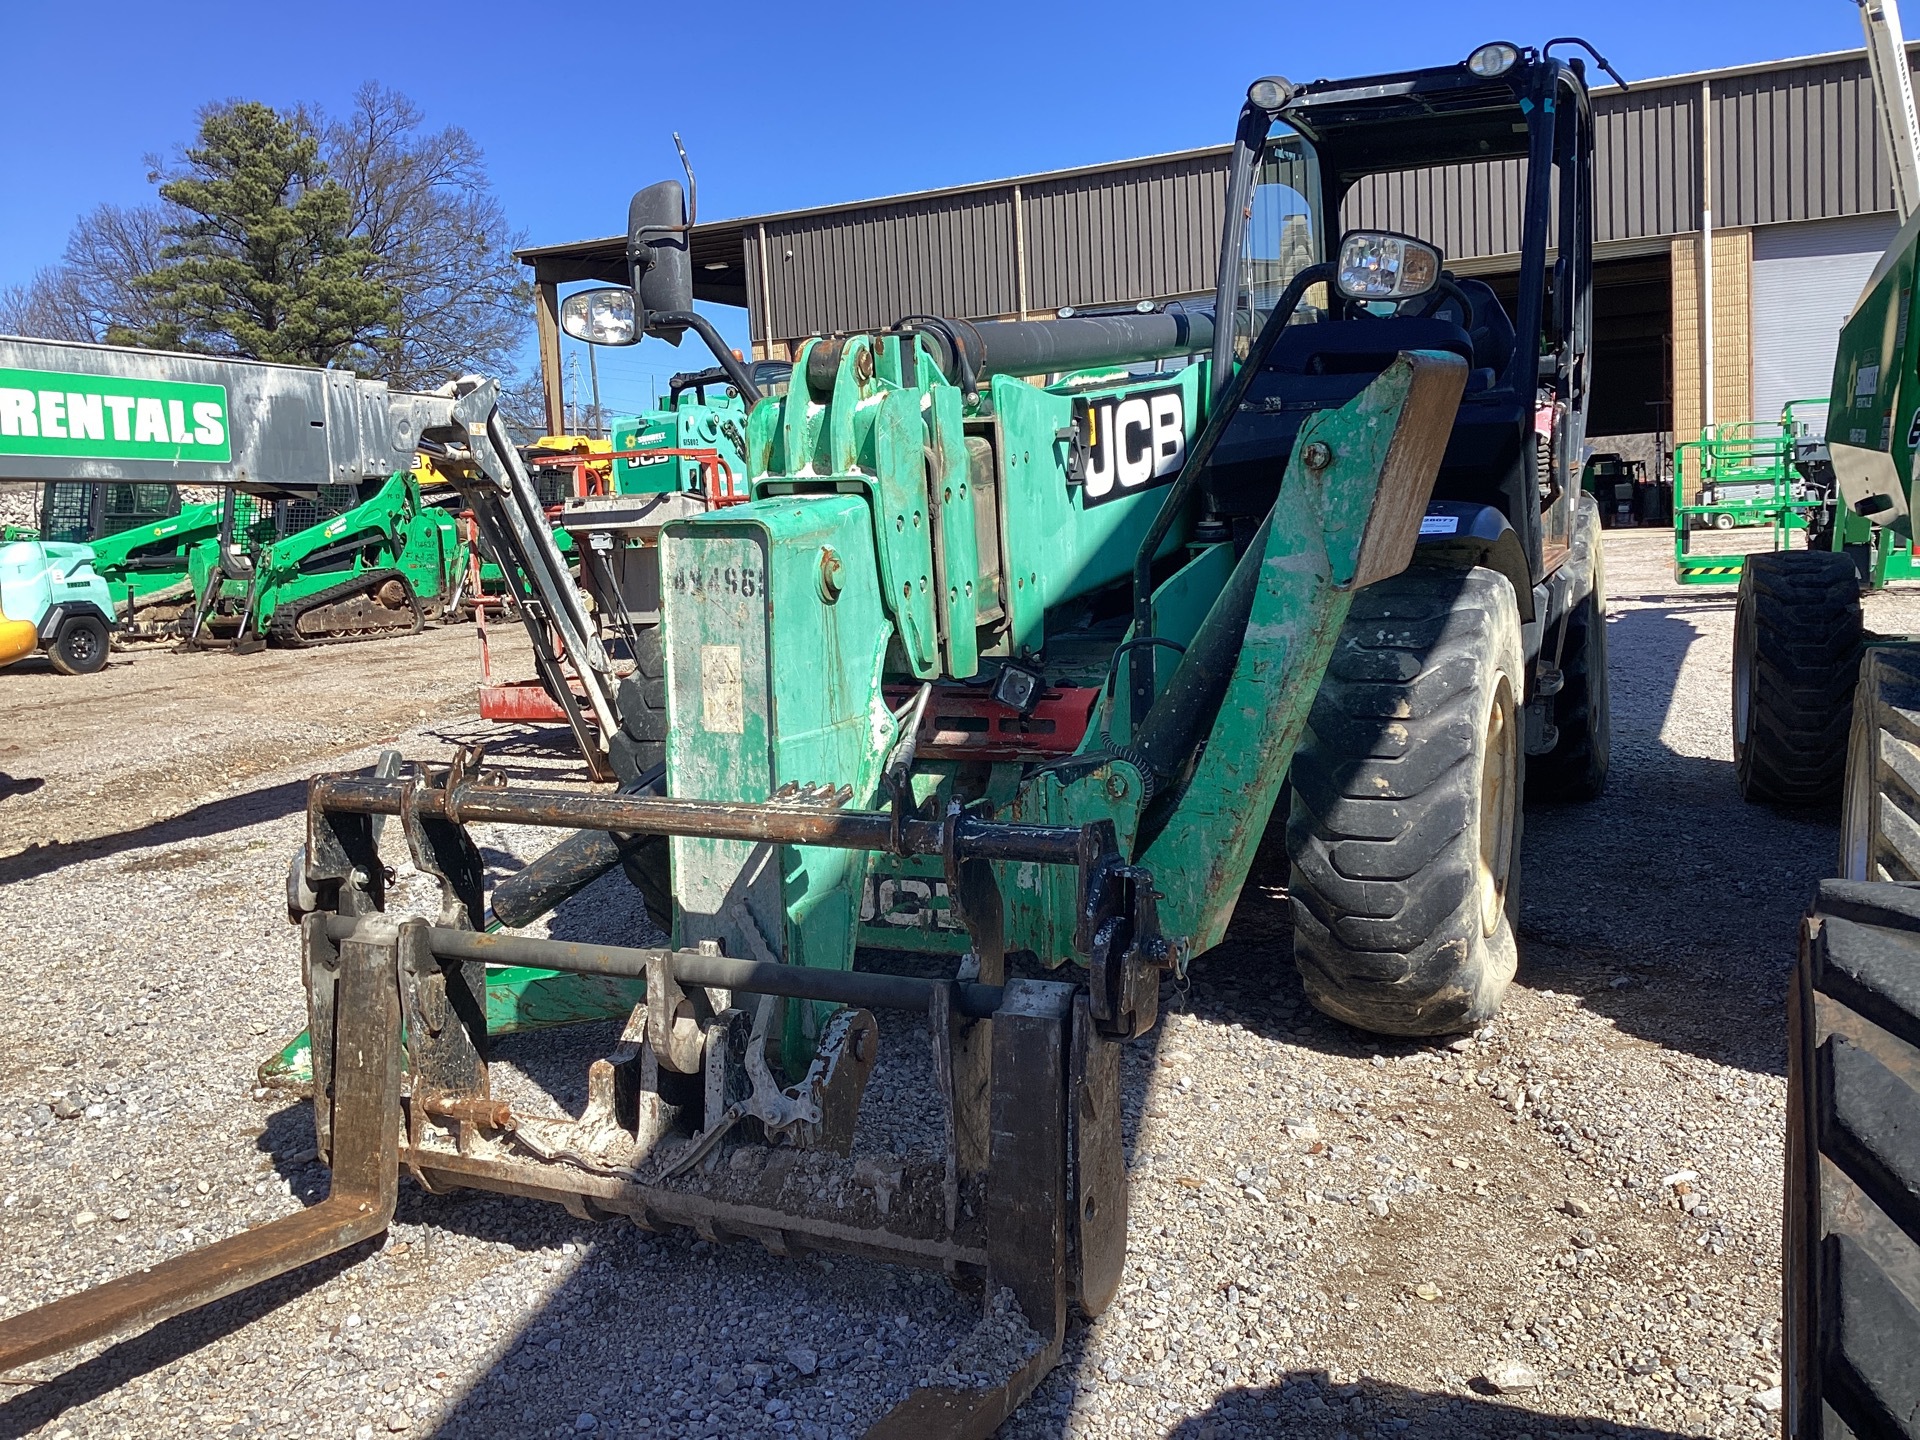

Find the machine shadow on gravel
[[1160, 1371, 1690, 1439], [1174, 597, 1830, 1077], [0, 778, 309, 887]]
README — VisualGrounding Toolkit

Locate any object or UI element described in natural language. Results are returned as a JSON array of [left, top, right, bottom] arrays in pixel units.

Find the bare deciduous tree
[[5, 86, 531, 392], [325, 84, 531, 390], [1, 204, 168, 343]]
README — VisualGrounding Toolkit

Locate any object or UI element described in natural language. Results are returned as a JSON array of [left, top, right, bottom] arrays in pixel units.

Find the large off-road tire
[[610, 624, 669, 784], [1287, 565, 1525, 1036], [1530, 502, 1611, 802], [1734, 550, 1863, 806], [1840, 646, 1920, 883], [1784, 879, 1920, 1438], [47, 613, 110, 676]]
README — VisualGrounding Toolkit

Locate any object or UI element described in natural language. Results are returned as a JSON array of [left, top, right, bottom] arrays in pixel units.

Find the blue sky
[[0, 0, 1872, 417]]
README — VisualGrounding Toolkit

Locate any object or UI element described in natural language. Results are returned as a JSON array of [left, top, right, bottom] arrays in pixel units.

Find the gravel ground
[[5, 531, 1920, 1440]]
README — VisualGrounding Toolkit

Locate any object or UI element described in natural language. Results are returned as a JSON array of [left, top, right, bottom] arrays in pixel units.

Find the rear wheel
[[1734, 550, 1862, 805], [47, 614, 110, 676], [1715, 512, 1737, 531], [1839, 645, 1920, 882], [1785, 881, 1920, 1438], [1287, 566, 1524, 1036], [610, 624, 669, 784]]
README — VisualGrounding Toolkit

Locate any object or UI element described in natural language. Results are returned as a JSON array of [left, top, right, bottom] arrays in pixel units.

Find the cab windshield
[[1234, 122, 1324, 354]]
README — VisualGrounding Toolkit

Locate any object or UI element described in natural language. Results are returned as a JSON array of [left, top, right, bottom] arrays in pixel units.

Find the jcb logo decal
[[1082, 387, 1185, 506]]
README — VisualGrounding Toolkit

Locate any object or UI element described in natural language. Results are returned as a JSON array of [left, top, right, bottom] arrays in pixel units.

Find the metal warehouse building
[[519, 43, 1920, 453]]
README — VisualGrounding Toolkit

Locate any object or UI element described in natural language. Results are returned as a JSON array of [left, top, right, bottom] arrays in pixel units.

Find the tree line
[[2, 86, 536, 401]]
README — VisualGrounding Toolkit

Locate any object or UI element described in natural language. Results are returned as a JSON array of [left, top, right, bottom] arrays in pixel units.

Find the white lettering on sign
[[133, 398, 167, 444], [701, 644, 744, 734], [38, 391, 67, 440], [1079, 384, 1188, 506], [66, 393, 103, 442], [0, 389, 36, 437], [191, 401, 226, 447], [1856, 364, 1881, 407], [104, 395, 135, 441]]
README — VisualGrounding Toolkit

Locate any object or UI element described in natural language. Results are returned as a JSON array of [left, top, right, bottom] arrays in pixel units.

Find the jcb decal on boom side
[[1082, 385, 1186, 506]]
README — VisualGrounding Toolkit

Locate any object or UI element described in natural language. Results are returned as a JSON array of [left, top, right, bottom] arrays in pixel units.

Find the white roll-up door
[[1752, 213, 1901, 426]]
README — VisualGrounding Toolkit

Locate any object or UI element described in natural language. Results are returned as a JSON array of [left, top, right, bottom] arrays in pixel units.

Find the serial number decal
[[1420, 513, 1461, 535], [670, 565, 760, 598], [700, 644, 744, 735], [1080, 386, 1186, 506]]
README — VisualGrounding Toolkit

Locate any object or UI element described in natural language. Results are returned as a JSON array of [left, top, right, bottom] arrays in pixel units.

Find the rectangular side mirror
[[629, 181, 694, 339]]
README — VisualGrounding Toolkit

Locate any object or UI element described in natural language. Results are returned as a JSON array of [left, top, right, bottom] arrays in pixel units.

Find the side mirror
[[628, 180, 694, 340], [559, 288, 638, 346], [1335, 231, 1442, 302]]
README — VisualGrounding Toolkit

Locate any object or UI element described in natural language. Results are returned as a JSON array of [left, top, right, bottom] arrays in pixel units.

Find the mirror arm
[[650, 310, 761, 406]]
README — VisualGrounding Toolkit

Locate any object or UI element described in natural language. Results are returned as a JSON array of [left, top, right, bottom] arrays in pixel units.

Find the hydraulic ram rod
[[310, 777, 1089, 866], [319, 915, 1007, 1018]]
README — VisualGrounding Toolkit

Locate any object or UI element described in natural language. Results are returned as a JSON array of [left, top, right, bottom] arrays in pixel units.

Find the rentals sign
[[0, 367, 231, 464]]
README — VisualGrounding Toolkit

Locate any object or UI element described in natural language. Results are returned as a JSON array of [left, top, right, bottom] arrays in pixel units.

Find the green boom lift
[[0, 39, 1621, 1429], [1724, 1, 1920, 1430]]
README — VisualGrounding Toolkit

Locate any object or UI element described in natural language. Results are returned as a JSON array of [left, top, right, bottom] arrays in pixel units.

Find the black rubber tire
[[1785, 879, 1920, 1438], [1287, 565, 1525, 1036], [1530, 503, 1612, 803], [47, 614, 110, 676], [1840, 646, 1920, 884], [1734, 550, 1863, 806], [611, 623, 669, 783]]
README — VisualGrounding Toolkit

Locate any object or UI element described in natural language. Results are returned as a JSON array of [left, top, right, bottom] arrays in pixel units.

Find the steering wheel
[[1342, 277, 1477, 332]]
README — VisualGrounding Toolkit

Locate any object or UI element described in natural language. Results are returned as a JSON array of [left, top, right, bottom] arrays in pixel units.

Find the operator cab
[[1203, 45, 1593, 564]]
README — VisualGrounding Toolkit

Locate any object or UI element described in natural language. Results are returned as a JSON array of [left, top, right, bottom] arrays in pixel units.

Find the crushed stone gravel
[[4, 532, 1917, 1438]]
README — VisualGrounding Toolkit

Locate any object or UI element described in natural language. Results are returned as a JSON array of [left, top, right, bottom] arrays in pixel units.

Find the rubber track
[[1786, 880, 1920, 1438], [1286, 566, 1523, 1036], [1737, 551, 1862, 805], [268, 569, 424, 649]]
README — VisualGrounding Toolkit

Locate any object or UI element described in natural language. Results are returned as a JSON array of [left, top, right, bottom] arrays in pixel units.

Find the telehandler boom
[[0, 40, 1614, 1432]]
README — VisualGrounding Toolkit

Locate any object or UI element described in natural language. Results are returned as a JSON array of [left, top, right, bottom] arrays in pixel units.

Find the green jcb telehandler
[[0, 39, 1613, 1431]]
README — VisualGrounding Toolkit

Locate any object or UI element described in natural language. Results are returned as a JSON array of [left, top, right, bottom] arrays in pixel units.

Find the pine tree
[[126, 102, 399, 371]]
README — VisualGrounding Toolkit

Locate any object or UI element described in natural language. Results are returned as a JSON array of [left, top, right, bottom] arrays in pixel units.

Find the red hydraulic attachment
[[526, 446, 744, 507], [884, 683, 1101, 762]]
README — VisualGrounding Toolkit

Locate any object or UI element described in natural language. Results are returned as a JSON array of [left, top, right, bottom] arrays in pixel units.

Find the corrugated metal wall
[[1711, 55, 1895, 225], [1022, 153, 1229, 311], [751, 191, 1019, 341], [744, 50, 1913, 346]]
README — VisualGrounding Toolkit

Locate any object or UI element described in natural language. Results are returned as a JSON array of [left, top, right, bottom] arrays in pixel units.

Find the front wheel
[[1733, 550, 1862, 805], [1714, 512, 1737, 531], [1286, 566, 1524, 1036], [47, 614, 110, 676]]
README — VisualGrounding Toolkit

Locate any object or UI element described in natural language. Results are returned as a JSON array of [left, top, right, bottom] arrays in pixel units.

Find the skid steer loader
[[0, 40, 1613, 1432]]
